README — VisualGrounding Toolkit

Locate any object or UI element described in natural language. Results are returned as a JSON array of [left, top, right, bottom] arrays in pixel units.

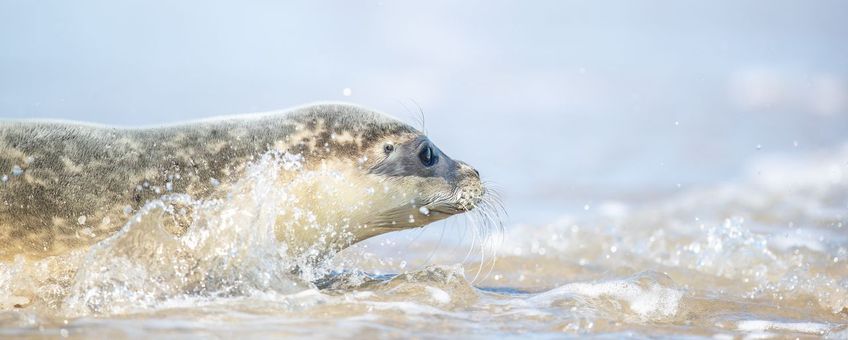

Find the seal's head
[[278, 104, 489, 254], [366, 129, 484, 228]]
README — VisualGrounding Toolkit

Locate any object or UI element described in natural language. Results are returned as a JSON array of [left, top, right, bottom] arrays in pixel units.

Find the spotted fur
[[0, 103, 425, 259]]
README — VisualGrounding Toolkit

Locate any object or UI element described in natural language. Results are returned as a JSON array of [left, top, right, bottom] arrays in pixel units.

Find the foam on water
[[736, 319, 833, 335], [529, 271, 684, 322]]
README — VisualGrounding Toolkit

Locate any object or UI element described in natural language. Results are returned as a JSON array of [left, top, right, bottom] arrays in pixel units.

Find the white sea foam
[[737, 320, 832, 335], [530, 271, 684, 321], [424, 286, 451, 304], [60, 151, 324, 316]]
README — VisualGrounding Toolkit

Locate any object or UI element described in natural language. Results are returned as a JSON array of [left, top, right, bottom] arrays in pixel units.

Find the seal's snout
[[456, 161, 480, 179], [454, 161, 484, 212]]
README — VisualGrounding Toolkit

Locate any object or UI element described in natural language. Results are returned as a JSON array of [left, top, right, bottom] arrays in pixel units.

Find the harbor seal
[[0, 103, 486, 261]]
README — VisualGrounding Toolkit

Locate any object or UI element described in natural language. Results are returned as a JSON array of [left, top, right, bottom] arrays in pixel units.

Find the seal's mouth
[[427, 182, 485, 215], [363, 148, 498, 232], [364, 179, 487, 231]]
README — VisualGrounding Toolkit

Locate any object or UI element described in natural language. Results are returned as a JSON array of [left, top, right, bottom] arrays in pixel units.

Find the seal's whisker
[[397, 98, 427, 134], [481, 184, 508, 219], [463, 212, 484, 285], [482, 201, 502, 283], [462, 214, 478, 265], [410, 98, 427, 136], [475, 195, 500, 239], [478, 205, 497, 283], [401, 220, 428, 251], [453, 214, 469, 257], [470, 210, 487, 285], [421, 219, 448, 269], [470, 199, 501, 285], [469, 210, 487, 285], [470, 189, 506, 284]]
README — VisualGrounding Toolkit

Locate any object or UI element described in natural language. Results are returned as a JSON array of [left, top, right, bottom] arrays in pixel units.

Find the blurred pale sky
[[2, 1, 847, 220]]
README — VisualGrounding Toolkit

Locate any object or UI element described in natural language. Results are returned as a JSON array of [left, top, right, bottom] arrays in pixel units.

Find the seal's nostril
[[473, 168, 480, 177]]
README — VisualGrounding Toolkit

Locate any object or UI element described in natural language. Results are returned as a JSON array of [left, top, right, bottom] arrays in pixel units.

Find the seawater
[[1, 145, 847, 338]]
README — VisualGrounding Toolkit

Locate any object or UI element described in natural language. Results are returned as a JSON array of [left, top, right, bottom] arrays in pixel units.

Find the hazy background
[[2, 1, 847, 223]]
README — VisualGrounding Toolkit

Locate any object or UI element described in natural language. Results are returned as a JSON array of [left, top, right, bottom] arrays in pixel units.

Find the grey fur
[[369, 136, 460, 182]]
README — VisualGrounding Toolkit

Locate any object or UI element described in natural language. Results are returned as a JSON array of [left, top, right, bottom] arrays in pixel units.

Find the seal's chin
[[428, 186, 485, 215], [369, 182, 486, 232]]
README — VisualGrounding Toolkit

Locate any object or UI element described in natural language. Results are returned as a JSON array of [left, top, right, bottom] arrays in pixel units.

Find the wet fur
[[0, 103, 417, 259]]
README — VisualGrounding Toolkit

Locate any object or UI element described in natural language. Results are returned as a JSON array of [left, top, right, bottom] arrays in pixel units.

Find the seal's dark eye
[[418, 144, 438, 167], [383, 144, 394, 154]]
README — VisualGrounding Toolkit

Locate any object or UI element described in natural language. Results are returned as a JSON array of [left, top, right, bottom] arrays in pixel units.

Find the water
[[2, 1, 848, 337], [0, 143, 845, 338]]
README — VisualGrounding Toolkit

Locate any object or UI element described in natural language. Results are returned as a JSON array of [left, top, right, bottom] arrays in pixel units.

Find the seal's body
[[0, 103, 484, 260]]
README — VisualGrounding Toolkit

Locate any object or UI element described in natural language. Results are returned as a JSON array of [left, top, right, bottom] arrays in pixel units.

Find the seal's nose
[[456, 161, 480, 179]]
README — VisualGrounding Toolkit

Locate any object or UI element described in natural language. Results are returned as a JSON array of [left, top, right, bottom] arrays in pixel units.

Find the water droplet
[[755, 144, 763, 150], [80, 227, 94, 237], [77, 215, 86, 225], [583, 204, 590, 211], [419, 206, 430, 215], [342, 88, 352, 96], [11, 165, 22, 176]]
